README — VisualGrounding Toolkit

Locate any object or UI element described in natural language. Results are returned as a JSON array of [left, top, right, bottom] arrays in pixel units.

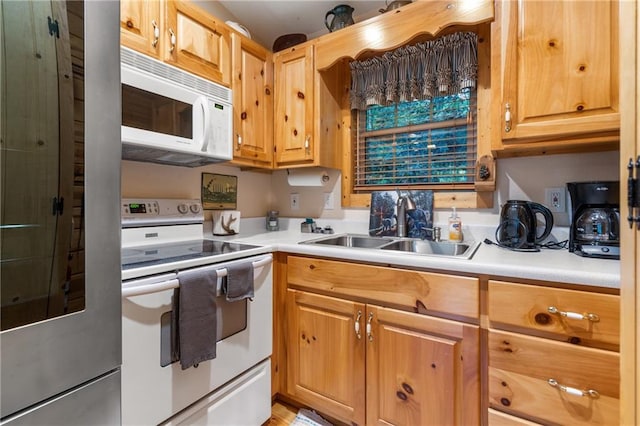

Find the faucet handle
[[421, 226, 441, 242]]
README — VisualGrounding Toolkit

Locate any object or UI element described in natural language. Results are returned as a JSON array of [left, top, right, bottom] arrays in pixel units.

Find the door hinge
[[627, 157, 640, 229], [47, 16, 60, 38], [52, 196, 64, 216]]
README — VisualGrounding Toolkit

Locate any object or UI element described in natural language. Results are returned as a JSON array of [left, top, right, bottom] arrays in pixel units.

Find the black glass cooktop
[[121, 239, 259, 270]]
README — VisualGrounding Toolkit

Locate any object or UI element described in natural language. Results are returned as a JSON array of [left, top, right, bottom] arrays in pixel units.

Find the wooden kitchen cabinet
[[273, 44, 315, 167], [286, 289, 479, 426], [164, 0, 231, 86], [283, 256, 480, 426], [230, 33, 273, 169], [120, 0, 161, 58], [488, 280, 621, 425], [491, 0, 620, 156], [272, 43, 344, 170], [286, 290, 366, 424], [120, 0, 231, 87]]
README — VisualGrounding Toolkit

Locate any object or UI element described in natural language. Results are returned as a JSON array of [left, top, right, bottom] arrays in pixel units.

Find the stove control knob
[[190, 204, 201, 214], [177, 203, 189, 214]]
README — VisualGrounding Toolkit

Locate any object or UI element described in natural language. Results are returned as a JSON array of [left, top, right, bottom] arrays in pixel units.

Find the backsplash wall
[[121, 150, 620, 228], [270, 150, 620, 227], [121, 160, 274, 220]]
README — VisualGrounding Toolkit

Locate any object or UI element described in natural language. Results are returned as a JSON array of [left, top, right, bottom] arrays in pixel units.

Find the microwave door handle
[[195, 95, 211, 152]]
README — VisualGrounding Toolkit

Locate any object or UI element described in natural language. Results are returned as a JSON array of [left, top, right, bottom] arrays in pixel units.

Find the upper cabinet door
[[120, 0, 161, 58], [493, 0, 619, 149], [164, 0, 231, 86], [230, 33, 274, 168], [274, 44, 315, 167]]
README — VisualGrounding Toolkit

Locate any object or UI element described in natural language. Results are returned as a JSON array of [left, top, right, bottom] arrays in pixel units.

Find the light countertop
[[211, 218, 620, 290]]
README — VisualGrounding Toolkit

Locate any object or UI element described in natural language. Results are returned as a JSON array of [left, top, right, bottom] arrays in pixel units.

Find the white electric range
[[120, 198, 272, 425]]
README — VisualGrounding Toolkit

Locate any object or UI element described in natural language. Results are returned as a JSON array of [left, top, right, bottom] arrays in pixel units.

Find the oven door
[[121, 254, 273, 425]]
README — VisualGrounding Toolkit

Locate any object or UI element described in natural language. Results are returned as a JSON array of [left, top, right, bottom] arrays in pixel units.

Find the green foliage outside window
[[360, 88, 475, 187]]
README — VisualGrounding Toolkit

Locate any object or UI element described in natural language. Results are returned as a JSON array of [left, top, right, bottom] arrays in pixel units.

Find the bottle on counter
[[448, 207, 463, 242], [266, 210, 279, 231]]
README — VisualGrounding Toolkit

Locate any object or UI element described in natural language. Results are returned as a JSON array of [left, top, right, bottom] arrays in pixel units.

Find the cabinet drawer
[[488, 280, 619, 349], [488, 408, 542, 425], [287, 256, 479, 319], [488, 330, 619, 425]]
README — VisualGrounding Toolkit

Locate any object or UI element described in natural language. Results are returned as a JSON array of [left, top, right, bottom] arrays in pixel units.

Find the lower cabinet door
[[366, 305, 480, 426], [286, 289, 366, 425]]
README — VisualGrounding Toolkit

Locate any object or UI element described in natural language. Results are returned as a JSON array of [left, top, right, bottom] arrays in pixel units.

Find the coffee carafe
[[567, 181, 620, 259], [497, 200, 554, 250]]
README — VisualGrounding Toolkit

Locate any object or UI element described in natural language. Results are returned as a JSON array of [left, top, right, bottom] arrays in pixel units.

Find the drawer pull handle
[[547, 306, 600, 322], [548, 379, 600, 399], [355, 310, 362, 339], [366, 311, 374, 342]]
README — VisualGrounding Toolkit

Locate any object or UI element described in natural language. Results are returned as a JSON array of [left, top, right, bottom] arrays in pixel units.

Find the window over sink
[[355, 88, 477, 190], [341, 28, 493, 209]]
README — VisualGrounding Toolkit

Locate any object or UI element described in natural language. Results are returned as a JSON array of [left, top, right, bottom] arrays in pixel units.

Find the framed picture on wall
[[201, 173, 237, 210]]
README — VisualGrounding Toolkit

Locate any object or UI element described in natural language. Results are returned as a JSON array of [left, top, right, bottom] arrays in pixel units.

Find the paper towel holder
[[286, 168, 330, 186]]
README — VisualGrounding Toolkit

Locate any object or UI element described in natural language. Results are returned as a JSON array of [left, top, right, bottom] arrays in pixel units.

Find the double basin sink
[[301, 233, 480, 260]]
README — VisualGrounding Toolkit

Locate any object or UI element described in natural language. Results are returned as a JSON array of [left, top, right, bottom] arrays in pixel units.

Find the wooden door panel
[[231, 34, 273, 167], [164, 1, 230, 86], [274, 45, 314, 166], [367, 305, 480, 426], [517, 1, 613, 120], [494, 0, 619, 145], [286, 290, 365, 425], [120, 0, 161, 57]]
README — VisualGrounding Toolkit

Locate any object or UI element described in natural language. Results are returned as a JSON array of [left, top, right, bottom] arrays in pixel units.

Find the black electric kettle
[[497, 200, 554, 250]]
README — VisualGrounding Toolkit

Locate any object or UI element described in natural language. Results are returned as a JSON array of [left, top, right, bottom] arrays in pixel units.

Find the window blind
[[354, 88, 477, 190]]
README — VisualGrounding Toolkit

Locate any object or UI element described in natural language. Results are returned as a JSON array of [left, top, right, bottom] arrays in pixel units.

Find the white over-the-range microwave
[[121, 47, 232, 167]]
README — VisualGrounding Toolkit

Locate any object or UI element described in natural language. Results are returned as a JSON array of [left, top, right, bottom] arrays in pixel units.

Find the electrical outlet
[[323, 192, 335, 210], [545, 187, 566, 213], [290, 193, 300, 210]]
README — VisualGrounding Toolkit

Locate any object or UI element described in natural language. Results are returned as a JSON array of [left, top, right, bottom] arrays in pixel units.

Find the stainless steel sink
[[380, 239, 476, 258], [303, 234, 394, 248], [301, 233, 479, 259]]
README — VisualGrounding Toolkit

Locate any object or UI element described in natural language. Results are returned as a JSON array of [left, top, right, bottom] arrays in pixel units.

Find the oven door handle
[[122, 255, 272, 298]]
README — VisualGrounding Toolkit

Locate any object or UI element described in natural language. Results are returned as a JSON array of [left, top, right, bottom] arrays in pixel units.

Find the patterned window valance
[[349, 32, 478, 110]]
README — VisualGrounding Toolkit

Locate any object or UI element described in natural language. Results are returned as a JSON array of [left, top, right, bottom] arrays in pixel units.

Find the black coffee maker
[[567, 181, 620, 259]]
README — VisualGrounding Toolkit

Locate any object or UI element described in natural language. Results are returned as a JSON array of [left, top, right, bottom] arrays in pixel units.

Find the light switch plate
[[290, 193, 300, 210], [323, 192, 335, 210]]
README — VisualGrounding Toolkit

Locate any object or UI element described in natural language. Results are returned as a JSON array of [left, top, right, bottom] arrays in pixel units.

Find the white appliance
[[121, 47, 233, 167], [120, 199, 272, 425], [1, 2, 121, 424]]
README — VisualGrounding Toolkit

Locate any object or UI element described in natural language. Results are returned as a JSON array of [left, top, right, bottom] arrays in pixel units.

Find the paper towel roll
[[287, 169, 330, 187]]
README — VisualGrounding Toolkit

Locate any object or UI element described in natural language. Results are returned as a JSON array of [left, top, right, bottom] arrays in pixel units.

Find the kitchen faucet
[[396, 193, 416, 237]]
